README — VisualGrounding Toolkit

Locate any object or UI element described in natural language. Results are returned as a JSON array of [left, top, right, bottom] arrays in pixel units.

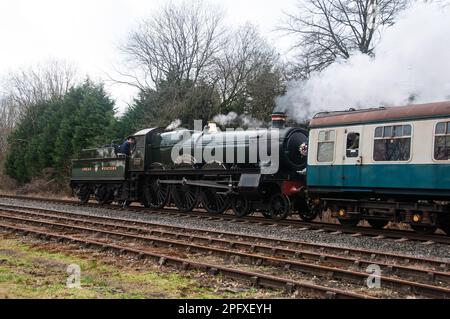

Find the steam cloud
[[213, 112, 239, 126], [166, 119, 182, 131], [213, 112, 264, 128], [277, 2, 450, 122]]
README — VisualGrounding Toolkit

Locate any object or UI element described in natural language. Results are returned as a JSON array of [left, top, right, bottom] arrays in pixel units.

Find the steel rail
[[1, 194, 449, 244], [0, 221, 372, 299], [0, 209, 448, 298], [0, 202, 448, 271]]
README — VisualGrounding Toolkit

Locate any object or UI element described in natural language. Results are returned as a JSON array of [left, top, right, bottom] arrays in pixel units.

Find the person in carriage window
[[118, 136, 136, 156]]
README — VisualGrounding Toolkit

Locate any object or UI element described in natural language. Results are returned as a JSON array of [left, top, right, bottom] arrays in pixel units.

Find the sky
[[0, 0, 298, 112], [276, 1, 450, 121]]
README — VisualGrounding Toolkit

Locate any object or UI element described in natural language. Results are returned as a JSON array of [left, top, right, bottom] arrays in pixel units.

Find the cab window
[[373, 125, 411, 161], [434, 122, 450, 160], [346, 132, 360, 158], [317, 130, 335, 162]]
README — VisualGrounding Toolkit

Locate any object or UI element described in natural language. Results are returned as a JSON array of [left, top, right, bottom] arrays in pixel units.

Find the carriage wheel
[[95, 185, 112, 205], [143, 179, 170, 209], [439, 216, 450, 236], [269, 194, 291, 221], [411, 225, 437, 235], [232, 196, 252, 218], [172, 184, 199, 212], [77, 186, 91, 205], [201, 188, 230, 214], [367, 219, 389, 229], [338, 218, 360, 227]]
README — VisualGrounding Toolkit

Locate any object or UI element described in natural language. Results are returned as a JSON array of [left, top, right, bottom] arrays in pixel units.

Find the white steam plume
[[213, 112, 239, 126], [239, 115, 263, 128], [166, 119, 182, 131], [277, 2, 450, 122], [213, 112, 264, 128]]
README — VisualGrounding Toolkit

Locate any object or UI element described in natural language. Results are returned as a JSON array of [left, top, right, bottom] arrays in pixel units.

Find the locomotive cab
[[128, 128, 164, 171]]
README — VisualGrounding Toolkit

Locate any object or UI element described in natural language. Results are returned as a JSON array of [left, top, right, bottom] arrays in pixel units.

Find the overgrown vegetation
[[4, 80, 117, 184], [0, 235, 278, 298]]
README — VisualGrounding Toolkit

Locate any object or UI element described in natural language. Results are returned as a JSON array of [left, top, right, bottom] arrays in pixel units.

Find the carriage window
[[434, 122, 450, 160], [346, 133, 360, 158], [375, 127, 383, 138], [317, 130, 335, 162], [373, 125, 411, 161]]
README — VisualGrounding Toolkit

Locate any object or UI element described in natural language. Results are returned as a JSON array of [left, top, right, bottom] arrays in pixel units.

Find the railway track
[[1, 194, 450, 245], [0, 203, 449, 298]]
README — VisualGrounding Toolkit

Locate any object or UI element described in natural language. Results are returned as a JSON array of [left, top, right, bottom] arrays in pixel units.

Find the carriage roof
[[309, 101, 450, 128]]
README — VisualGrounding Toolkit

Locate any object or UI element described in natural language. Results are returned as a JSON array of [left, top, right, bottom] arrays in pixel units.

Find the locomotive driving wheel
[[296, 198, 319, 222], [298, 209, 319, 222], [261, 211, 273, 219], [231, 196, 252, 218], [269, 194, 291, 221], [143, 179, 170, 209], [201, 188, 230, 214], [172, 183, 199, 213]]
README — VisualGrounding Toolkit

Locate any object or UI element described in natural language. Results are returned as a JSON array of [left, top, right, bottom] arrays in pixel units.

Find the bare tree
[[214, 24, 280, 112], [0, 95, 19, 155], [280, 0, 409, 78], [3, 60, 78, 113], [121, 1, 225, 90], [0, 60, 78, 148]]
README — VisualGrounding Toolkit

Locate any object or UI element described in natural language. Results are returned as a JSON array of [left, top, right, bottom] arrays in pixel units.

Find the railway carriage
[[306, 101, 450, 235]]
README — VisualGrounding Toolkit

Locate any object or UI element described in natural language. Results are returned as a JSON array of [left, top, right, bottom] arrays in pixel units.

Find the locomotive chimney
[[271, 112, 287, 129]]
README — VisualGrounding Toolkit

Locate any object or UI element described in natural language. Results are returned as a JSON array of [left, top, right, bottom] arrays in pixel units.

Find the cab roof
[[309, 101, 450, 128]]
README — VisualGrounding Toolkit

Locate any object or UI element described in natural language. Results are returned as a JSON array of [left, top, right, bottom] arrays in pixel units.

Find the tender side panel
[[71, 158, 126, 181]]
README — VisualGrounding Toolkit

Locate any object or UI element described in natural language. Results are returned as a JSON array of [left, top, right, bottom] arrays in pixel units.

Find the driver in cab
[[118, 136, 136, 156]]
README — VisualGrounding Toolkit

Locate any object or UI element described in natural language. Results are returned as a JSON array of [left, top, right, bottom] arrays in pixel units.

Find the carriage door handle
[[357, 156, 363, 165]]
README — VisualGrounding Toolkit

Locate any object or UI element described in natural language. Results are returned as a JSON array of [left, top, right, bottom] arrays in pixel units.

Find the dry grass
[[0, 162, 71, 198], [0, 233, 282, 299]]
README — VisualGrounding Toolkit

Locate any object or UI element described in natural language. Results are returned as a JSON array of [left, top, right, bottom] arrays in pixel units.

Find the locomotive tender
[[71, 101, 450, 235]]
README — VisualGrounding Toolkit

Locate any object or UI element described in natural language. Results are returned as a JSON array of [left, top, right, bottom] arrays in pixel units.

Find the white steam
[[278, 2, 450, 122], [213, 112, 264, 128], [213, 112, 239, 126], [239, 114, 264, 128], [166, 119, 182, 131]]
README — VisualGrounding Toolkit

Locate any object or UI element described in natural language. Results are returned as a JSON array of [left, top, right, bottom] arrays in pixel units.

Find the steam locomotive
[[71, 113, 309, 220], [71, 101, 450, 235]]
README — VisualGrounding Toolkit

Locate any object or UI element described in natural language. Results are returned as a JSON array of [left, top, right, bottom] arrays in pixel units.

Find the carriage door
[[342, 127, 363, 188]]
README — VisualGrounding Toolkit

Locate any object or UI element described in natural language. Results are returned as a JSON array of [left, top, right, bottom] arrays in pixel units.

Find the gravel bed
[[0, 197, 449, 262]]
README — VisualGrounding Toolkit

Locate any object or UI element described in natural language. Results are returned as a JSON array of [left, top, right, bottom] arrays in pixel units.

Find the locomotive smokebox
[[272, 112, 287, 129]]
